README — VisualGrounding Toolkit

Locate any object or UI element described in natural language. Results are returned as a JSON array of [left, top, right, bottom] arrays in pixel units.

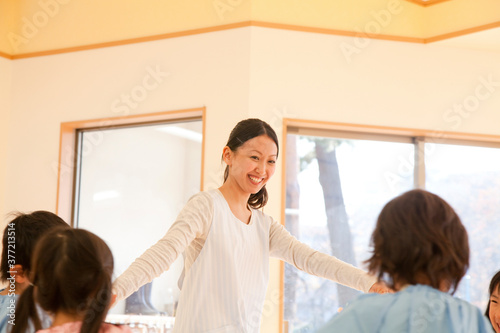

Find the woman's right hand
[[110, 294, 118, 308]]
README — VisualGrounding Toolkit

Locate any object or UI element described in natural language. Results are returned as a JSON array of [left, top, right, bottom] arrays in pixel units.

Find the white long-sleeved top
[[113, 190, 377, 332]]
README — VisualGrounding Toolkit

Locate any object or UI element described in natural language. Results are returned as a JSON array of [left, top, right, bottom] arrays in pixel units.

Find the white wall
[[3, 26, 500, 331], [249, 27, 500, 133], [0, 57, 12, 228]]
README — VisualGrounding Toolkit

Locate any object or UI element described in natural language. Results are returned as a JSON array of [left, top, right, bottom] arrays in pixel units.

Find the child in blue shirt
[[0, 211, 68, 333], [317, 189, 493, 333]]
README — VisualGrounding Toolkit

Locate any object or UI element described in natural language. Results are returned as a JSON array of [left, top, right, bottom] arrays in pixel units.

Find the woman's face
[[489, 286, 500, 333], [224, 134, 278, 195]]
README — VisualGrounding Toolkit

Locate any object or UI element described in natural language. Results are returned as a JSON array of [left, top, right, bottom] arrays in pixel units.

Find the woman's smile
[[248, 175, 264, 185]]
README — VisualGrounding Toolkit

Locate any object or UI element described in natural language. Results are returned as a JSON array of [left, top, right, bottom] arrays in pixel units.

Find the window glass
[[425, 143, 500, 309], [284, 134, 414, 332], [75, 120, 202, 324]]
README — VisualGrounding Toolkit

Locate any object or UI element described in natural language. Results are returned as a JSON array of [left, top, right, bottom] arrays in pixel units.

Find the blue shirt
[[0, 290, 17, 333], [316, 284, 493, 333], [0, 289, 51, 333]]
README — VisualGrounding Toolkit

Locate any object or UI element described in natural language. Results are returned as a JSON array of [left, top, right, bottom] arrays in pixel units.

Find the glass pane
[[76, 120, 202, 326], [425, 143, 500, 311], [284, 134, 414, 332]]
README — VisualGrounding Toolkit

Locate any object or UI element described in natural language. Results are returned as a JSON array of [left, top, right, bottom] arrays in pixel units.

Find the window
[[425, 143, 500, 307], [56, 109, 204, 329], [283, 121, 500, 332]]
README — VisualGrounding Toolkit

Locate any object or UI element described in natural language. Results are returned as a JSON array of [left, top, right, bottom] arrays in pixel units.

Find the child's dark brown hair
[[11, 227, 114, 333], [366, 189, 469, 294], [1, 211, 68, 283], [485, 270, 500, 323]]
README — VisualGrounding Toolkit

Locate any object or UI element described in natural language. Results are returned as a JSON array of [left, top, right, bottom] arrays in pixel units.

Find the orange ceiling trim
[[251, 21, 425, 43], [8, 20, 425, 60], [404, 0, 452, 7], [425, 20, 500, 43], [3, 20, 499, 60], [10, 21, 251, 60], [0, 51, 12, 60]]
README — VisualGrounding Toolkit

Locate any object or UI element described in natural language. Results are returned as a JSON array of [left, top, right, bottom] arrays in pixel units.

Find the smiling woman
[[219, 119, 279, 219], [111, 118, 386, 333]]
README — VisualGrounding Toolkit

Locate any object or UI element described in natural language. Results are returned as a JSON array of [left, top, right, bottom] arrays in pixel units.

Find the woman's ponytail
[[248, 186, 268, 209]]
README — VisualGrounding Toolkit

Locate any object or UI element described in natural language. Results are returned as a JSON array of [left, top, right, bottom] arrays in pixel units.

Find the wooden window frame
[[279, 117, 500, 332], [55, 107, 206, 225]]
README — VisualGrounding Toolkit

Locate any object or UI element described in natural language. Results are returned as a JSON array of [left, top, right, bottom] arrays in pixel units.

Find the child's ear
[[10, 264, 28, 284]]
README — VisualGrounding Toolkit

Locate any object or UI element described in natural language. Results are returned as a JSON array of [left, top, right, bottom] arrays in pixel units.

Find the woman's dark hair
[[222, 118, 279, 209], [485, 270, 500, 320], [1, 211, 68, 282], [366, 189, 469, 294], [12, 227, 114, 333]]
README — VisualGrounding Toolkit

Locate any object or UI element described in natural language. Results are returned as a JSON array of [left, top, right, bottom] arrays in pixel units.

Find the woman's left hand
[[368, 281, 393, 294]]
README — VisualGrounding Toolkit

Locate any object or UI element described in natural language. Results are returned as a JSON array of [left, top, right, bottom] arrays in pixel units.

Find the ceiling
[[0, 0, 499, 59]]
